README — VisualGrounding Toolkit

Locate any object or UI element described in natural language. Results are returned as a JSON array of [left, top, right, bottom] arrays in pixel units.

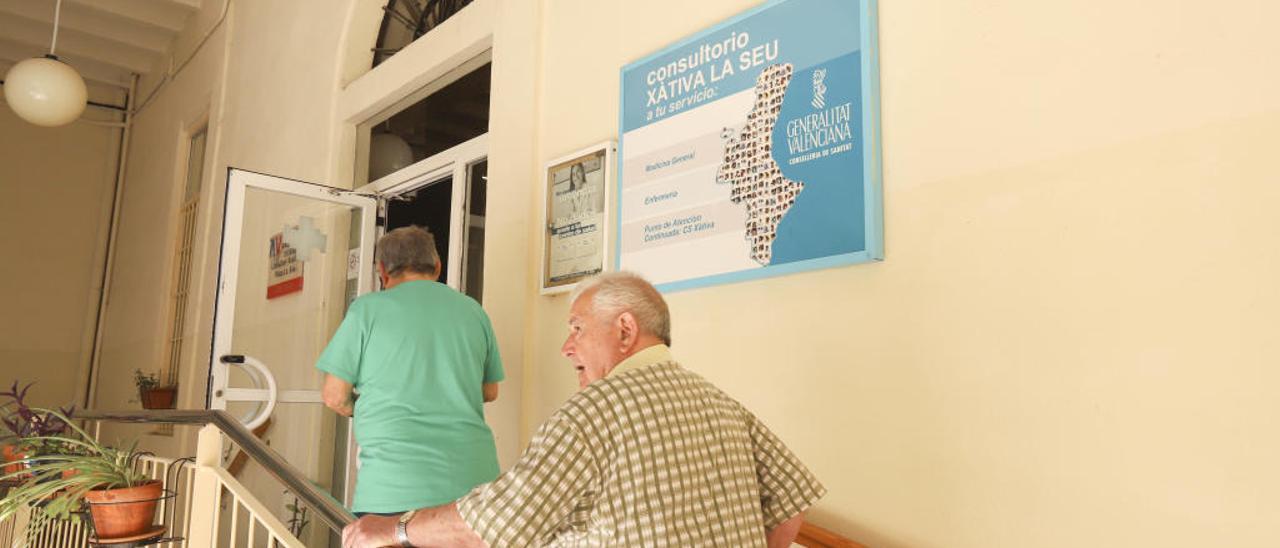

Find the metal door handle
[[219, 354, 278, 430]]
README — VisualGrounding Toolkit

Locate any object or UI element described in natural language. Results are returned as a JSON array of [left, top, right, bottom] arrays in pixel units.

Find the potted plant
[[132, 369, 177, 410], [1, 381, 76, 476], [0, 408, 162, 540]]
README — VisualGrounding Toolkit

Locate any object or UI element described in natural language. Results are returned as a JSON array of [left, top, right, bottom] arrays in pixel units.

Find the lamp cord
[[50, 0, 63, 56]]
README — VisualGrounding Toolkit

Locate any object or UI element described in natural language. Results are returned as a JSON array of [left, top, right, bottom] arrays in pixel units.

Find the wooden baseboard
[[795, 521, 868, 548]]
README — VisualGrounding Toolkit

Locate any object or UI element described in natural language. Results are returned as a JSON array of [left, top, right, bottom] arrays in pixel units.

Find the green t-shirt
[[316, 280, 504, 513]]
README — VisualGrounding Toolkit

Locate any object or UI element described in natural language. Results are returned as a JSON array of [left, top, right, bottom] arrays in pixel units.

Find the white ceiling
[[0, 0, 202, 89]]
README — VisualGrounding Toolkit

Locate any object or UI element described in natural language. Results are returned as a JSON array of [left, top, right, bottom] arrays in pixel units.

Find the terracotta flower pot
[[139, 386, 177, 410], [2, 444, 27, 476], [83, 480, 162, 539]]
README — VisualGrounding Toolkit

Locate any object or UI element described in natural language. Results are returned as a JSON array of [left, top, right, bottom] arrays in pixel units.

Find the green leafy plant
[[283, 490, 310, 540], [1, 381, 76, 458], [131, 370, 178, 409], [132, 369, 161, 392], [0, 408, 151, 523]]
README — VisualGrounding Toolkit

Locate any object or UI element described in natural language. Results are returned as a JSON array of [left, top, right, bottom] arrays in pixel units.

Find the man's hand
[[323, 374, 356, 417], [342, 503, 486, 548], [766, 512, 805, 548], [342, 514, 397, 548]]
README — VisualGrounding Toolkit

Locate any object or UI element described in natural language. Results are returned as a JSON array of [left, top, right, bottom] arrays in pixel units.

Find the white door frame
[[361, 133, 489, 292], [209, 169, 378, 416]]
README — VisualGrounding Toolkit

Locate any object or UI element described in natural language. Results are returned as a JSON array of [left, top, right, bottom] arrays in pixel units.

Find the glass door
[[209, 168, 376, 545]]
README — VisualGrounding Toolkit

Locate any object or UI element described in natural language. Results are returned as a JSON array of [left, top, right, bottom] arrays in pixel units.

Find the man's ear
[[616, 312, 639, 351]]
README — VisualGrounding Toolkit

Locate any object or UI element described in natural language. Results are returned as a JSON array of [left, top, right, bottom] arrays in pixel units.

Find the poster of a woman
[[542, 143, 614, 292]]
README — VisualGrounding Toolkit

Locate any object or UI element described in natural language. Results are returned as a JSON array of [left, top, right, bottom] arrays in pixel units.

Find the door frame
[[207, 168, 378, 411], [360, 133, 489, 294]]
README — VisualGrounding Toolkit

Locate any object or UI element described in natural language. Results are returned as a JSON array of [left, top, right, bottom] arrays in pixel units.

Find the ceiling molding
[[64, 0, 193, 34], [0, 11, 157, 74], [0, 0, 173, 55], [166, 0, 203, 11], [0, 0, 202, 88], [0, 40, 132, 88]]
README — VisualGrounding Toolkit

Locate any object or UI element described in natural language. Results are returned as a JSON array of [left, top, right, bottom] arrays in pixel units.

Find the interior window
[[372, 0, 476, 68], [363, 62, 490, 184]]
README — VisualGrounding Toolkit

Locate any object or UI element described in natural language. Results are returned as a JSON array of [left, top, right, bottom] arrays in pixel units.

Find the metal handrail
[[76, 409, 355, 535]]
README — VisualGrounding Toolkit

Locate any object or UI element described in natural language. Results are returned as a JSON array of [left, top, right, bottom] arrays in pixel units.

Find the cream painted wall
[[0, 92, 122, 411], [472, 0, 539, 470], [91, 1, 227, 455], [80, 0, 1280, 546], [524, 1, 1280, 547]]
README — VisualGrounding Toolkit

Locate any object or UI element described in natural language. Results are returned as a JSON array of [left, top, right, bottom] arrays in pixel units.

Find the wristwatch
[[396, 509, 419, 547]]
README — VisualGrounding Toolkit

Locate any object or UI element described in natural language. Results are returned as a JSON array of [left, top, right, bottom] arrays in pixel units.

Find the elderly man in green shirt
[[317, 226, 504, 516], [342, 271, 824, 548]]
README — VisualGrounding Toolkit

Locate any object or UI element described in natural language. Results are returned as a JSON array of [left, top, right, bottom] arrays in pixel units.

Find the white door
[[208, 168, 376, 519]]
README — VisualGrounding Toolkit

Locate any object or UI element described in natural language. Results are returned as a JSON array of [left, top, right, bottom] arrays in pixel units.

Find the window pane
[[184, 129, 207, 202], [373, 0, 476, 68], [462, 160, 487, 302], [365, 63, 490, 183]]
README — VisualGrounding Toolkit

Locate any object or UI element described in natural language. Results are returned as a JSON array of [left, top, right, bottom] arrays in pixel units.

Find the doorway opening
[[385, 177, 454, 283], [378, 152, 488, 303]]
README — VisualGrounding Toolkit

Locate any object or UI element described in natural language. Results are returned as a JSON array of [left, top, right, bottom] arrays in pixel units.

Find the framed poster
[[541, 142, 616, 294], [617, 0, 883, 292]]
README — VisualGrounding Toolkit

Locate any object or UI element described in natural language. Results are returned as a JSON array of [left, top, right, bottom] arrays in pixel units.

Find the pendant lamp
[[3, 0, 88, 127]]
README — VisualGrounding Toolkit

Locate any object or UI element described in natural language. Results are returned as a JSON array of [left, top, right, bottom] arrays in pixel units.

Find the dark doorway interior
[[385, 177, 454, 285]]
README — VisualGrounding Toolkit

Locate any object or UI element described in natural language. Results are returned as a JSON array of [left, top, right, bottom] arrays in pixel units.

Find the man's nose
[[560, 336, 574, 357]]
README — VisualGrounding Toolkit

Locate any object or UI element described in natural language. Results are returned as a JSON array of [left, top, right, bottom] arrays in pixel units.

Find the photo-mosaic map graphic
[[716, 63, 803, 265]]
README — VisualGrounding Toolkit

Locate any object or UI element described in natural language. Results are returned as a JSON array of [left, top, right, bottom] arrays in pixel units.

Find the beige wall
[[91, 0, 227, 453], [64, 0, 1280, 546], [0, 90, 122, 411], [524, 1, 1280, 547]]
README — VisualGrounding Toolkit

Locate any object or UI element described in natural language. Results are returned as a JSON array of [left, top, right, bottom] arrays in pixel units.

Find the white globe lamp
[[4, 55, 87, 127], [2, 0, 87, 128], [369, 132, 414, 180]]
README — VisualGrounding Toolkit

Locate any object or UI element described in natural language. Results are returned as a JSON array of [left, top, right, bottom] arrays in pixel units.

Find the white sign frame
[[539, 141, 616, 294]]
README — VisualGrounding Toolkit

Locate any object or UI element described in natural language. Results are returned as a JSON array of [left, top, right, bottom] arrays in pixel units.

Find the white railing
[[141, 455, 197, 548], [188, 425, 305, 548], [0, 423, 308, 547], [0, 512, 14, 545]]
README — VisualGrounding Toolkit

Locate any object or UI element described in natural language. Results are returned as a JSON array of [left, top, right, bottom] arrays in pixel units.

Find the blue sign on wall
[[617, 0, 883, 292]]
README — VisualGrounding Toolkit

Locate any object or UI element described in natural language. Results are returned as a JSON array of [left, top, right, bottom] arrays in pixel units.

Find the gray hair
[[376, 226, 440, 277], [571, 271, 671, 346]]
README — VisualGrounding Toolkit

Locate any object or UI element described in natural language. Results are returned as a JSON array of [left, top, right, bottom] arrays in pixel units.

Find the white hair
[[571, 271, 671, 346]]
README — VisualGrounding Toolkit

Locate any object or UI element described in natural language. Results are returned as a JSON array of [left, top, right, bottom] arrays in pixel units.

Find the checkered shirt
[[458, 345, 826, 547]]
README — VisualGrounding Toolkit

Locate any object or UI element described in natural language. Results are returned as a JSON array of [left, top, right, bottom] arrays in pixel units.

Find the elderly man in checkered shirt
[[343, 272, 826, 548]]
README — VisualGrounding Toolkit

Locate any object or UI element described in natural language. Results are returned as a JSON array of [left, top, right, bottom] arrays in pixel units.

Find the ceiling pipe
[[0, 79, 126, 112], [82, 73, 137, 409], [132, 0, 231, 117]]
